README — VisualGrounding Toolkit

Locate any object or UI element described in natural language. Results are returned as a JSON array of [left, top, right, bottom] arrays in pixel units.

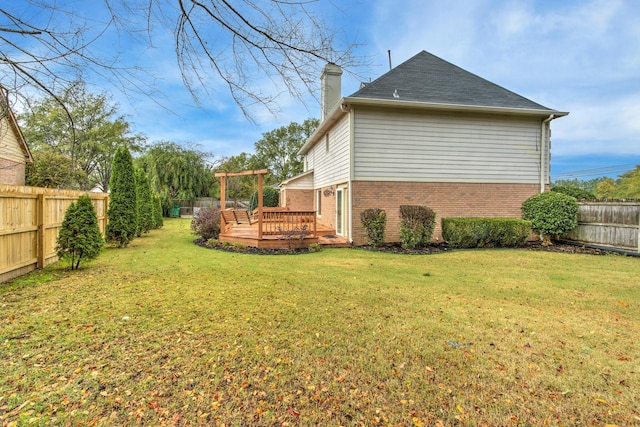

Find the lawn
[[1, 219, 638, 426]]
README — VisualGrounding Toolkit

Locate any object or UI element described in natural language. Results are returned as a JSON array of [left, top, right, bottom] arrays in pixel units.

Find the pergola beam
[[214, 169, 269, 178]]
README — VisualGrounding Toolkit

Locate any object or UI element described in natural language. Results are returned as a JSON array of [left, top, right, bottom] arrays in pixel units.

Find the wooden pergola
[[215, 169, 270, 240]]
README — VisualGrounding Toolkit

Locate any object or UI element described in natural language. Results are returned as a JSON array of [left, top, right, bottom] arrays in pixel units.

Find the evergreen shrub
[[522, 192, 578, 245], [56, 195, 104, 270], [551, 185, 595, 200], [106, 147, 138, 247], [249, 186, 280, 212], [135, 169, 154, 236], [360, 208, 386, 247], [399, 205, 436, 249], [153, 194, 164, 229], [442, 218, 531, 248]]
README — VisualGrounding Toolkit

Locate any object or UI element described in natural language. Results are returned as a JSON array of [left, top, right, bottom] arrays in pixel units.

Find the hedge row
[[442, 217, 532, 249]]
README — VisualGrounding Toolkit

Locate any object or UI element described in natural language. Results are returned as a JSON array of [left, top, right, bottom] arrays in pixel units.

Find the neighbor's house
[[280, 51, 568, 245], [0, 91, 33, 185]]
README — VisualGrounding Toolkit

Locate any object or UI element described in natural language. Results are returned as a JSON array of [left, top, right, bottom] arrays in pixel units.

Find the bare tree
[[1, 0, 362, 120]]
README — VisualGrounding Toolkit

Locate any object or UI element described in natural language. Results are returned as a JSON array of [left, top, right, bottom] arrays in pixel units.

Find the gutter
[[341, 96, 569, 118]]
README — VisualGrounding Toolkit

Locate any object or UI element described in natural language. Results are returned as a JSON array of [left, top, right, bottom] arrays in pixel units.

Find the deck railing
[[259, 210, 317, 238]]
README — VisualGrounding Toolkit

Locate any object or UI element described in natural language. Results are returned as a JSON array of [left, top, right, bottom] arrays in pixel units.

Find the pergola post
[[214, 169, 270, 238], [219, 175, 226, 210], [257, 172, 264, 240]]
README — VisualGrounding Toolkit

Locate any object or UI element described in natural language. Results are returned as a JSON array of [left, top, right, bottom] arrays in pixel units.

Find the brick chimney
[[320, 63, 343, 121]]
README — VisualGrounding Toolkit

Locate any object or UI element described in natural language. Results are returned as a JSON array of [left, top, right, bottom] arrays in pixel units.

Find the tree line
[[19, 84, 318, 212], [553, 170, 640, 200]]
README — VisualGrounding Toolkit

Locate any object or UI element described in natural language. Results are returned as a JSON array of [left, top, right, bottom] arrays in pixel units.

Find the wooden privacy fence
[[0, 185, 108, 283], [564, 201, 640, 253]]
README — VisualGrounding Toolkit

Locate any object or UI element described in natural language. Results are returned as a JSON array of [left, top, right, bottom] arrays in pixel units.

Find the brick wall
[[282, 189, 314, 211], [351, 181, 540, 245], [0, 158, 25, 186]]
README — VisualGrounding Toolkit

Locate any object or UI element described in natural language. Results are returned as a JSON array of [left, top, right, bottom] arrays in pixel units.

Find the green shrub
[[152, 193, 164, 229], [106, 147, 138, 247], [205, 238, 219, 248], [522, 192, 578, 244], [191, 206, 221, 240], [551, 185, 595, 200], [399, 205, 436, 249], [249, 186, 280, 212], [56, 195, 104, 270], [308, 243, 322, 253], [442, 218, 531, 249], [135, 168, 154, 236], [360, 208, 386, 247]]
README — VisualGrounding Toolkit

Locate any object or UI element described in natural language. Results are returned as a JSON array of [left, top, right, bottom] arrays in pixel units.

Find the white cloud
[[552, 94, 640, 156]]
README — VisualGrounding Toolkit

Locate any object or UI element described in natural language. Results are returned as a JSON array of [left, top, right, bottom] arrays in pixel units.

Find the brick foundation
[[351, 181, 541, 245]]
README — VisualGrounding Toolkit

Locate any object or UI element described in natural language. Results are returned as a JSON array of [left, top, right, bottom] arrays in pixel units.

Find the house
[[280, 50, 568, 245], [0, 90, 32, 185]]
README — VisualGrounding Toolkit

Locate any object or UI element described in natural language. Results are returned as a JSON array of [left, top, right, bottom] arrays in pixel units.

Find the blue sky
[[14, 0, 640, 181]]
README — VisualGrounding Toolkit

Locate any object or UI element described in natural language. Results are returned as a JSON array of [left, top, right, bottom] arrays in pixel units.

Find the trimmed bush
[[191, 206, 221, 240], [551, 185, 595, 200], [399, 205, 436, 249], [442, 218, 532, 249], [249, 186, 280, 212], [522, 191, 578, 245], [56, 195, 104, 270], [360, 208, 386, 247]]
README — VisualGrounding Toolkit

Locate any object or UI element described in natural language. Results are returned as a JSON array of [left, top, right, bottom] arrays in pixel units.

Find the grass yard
[[1, 219, 639, 426]]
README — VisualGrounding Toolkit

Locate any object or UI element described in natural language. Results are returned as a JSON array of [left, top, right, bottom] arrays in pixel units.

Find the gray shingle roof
[[349, 51, 552, 111]]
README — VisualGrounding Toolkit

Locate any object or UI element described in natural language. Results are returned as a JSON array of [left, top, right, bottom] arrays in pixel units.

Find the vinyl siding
[[1, 116, 27, 163], [353, 108, 544, 183], [305, 113, 351, 188]]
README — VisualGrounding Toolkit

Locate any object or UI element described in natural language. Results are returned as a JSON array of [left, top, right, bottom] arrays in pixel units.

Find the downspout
[[540, 114, 555, 193]]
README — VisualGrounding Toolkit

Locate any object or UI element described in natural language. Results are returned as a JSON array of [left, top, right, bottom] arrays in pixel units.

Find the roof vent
[[393, 89, 400, 99]]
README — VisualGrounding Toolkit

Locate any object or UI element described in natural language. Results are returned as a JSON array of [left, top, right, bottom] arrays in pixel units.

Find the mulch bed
[[195, 238, 621, 256], [356, 241, 620, 256], [194, 238, 313, 255]]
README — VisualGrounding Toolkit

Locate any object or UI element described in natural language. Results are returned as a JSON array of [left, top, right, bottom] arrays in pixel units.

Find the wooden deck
[[219, 209, 350, 249]]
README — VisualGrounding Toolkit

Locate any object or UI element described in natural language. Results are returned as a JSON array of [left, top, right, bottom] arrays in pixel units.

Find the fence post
[[37, 194, 46, 269]]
